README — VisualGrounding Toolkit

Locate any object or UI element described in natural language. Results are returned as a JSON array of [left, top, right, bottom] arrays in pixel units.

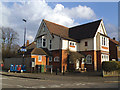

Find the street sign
[[20, 48, 27, 52], [46, 65, 52, 68], [32, 62, 35, 67]]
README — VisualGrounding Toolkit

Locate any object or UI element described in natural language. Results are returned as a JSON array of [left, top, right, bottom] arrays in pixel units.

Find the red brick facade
[[49, 50, 60, 71], [81, 50, 94, 71], [50, 50, 107, 72], [49, 50, 68, 72]]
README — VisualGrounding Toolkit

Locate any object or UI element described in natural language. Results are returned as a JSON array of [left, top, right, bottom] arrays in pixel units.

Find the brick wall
[[97, 51, 102, 71], [49, 50, 61, 71], [61, 50, 68, 72], [109, 40, 117, 61], [81, 50, 94, 71]]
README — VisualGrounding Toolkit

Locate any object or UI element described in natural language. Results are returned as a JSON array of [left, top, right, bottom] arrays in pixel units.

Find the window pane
[[43, 39, 46, 47], [54, 56, 59, 62], [85, 42, 88, 46], [49, 57, 52, 62], [38, 56, 42, 62], [86, 55, 92, 64]]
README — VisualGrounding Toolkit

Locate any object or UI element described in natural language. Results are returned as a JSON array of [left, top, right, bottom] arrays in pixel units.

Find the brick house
[[34, 19, 109, 72], [109, 38, 120, 61]]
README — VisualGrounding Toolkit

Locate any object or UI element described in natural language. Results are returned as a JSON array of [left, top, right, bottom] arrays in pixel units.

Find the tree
[[1, 27, 20, 59]]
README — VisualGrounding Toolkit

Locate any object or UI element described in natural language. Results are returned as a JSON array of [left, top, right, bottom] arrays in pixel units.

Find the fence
[[3, 57, 33, 72]]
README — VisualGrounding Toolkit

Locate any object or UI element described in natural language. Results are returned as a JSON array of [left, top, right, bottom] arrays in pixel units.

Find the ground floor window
[[49, 56, 52, 62], [54, 56, 59, 62], [86, 55, 92, 64], [101, 54, 109, 62], [38, 56, 42, 62]]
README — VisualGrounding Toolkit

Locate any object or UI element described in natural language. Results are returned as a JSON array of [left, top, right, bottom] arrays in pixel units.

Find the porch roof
[[31, 48, 51, 56]]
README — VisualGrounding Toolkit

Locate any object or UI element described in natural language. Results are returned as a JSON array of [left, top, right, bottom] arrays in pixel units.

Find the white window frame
[[104, 37, 105, 46], [86, 55, 92, 64], [38, 56, 42, 62], [102, 36, 104, 45], [70, 42, 75, 46], [42, 38, 46, 47], [54, 56, 59, 62], [49, 56, 52, 62]]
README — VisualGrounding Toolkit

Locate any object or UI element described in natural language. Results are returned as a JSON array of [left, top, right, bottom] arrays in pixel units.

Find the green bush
[[102, 61, 118, 72], [116, 61, 120, 70]]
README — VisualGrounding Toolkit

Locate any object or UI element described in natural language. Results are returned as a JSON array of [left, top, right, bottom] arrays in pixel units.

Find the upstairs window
[[37, 38, 42, 48], [102, 37, 104, 45], [85, 42, 88, 46], [70, 42, 74, 46], [54, 56, 59, 62], [104, 37, 105, 46], [43, 39, 46, 47], [86, 55, 92, 64], [49, 57, 52, 62], [69, 42, 75, 48], [49, 40, 52, 49]]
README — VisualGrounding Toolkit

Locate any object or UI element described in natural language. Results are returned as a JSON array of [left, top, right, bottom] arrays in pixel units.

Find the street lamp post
[[23, 19, 27, 47], [22, 19, 27, 66]]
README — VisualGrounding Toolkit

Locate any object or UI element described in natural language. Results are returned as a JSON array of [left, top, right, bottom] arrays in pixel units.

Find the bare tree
[[1, 27, 20, 59]]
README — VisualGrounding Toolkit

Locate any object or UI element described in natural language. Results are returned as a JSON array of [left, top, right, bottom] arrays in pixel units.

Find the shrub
[[102, 61, 118, 72], [116, 61, 120, 70]]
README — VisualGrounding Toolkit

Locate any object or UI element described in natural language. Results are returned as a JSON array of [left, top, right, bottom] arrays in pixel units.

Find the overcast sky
[[0, 0, 118, 46]]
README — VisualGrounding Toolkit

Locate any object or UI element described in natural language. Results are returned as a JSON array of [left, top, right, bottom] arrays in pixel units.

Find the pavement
[[0, 71, 119, 83]]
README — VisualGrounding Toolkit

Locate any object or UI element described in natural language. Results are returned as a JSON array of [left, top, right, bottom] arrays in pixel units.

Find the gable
[[96, 20, 107, 36], [34, 20, 52, 41], [43, 19, 69, 39]]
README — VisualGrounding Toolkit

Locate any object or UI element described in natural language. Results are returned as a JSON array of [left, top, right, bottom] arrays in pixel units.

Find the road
[[1, 74, 119, 88]]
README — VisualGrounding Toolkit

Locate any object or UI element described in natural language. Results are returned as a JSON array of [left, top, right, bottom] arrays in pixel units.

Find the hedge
[[102, 61, 120, 72]]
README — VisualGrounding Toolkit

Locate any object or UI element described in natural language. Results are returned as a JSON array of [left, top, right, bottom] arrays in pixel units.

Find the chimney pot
[[113, 37, 115, 40], [26, 40, 29, 46]]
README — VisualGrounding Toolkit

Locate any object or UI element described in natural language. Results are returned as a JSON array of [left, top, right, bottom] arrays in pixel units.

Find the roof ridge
[[43, 19, 69, 29], [70, 19, 102, 29]]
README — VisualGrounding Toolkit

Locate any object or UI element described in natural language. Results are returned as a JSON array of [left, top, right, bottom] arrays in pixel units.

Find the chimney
[[113, 37, 115, 40], [26, 40, 29, 46]]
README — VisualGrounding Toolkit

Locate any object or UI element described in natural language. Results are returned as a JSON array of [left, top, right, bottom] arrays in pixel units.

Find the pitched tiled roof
[[43, 19, 76, 41], [26, 42, 36, 49], [110, 38, 120, 46], [31, 48, 50, 56], [69, 19, 102, 40], [43, 19, 102, 41]]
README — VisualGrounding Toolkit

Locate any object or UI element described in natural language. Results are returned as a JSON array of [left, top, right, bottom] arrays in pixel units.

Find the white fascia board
[[34, 20, 44, 41], [31, 54, 46, 56]]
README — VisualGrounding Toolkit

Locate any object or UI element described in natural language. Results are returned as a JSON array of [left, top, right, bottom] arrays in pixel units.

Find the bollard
[[63, 66, 65, 76], [56, 67, 57, 75], [51, 67, 52, 74]]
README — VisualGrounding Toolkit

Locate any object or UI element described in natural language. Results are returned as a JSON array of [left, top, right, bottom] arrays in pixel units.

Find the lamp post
[[23, 19, 27, 47], [22, 19, 27, 66]]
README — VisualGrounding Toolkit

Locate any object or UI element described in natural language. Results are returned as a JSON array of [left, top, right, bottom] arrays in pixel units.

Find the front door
[[76, 59, 79, 69]]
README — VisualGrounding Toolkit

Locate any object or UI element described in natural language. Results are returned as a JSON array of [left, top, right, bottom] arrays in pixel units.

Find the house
[[34, 19, 109, 72], [17, 40, 51, 72], [109, 38, 120, 61]]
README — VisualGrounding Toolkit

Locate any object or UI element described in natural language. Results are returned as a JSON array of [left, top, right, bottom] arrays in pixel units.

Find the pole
[[24, 27, 26, 47], [23, 19, 26, 47], [22, 19, 27, 67]]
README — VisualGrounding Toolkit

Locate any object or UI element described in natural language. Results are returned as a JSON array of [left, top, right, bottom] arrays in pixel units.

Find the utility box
[[41, 65, 44, 72]]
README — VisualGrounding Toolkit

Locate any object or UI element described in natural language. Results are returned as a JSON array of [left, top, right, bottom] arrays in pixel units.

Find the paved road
[[1, 75, 119, 88]]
